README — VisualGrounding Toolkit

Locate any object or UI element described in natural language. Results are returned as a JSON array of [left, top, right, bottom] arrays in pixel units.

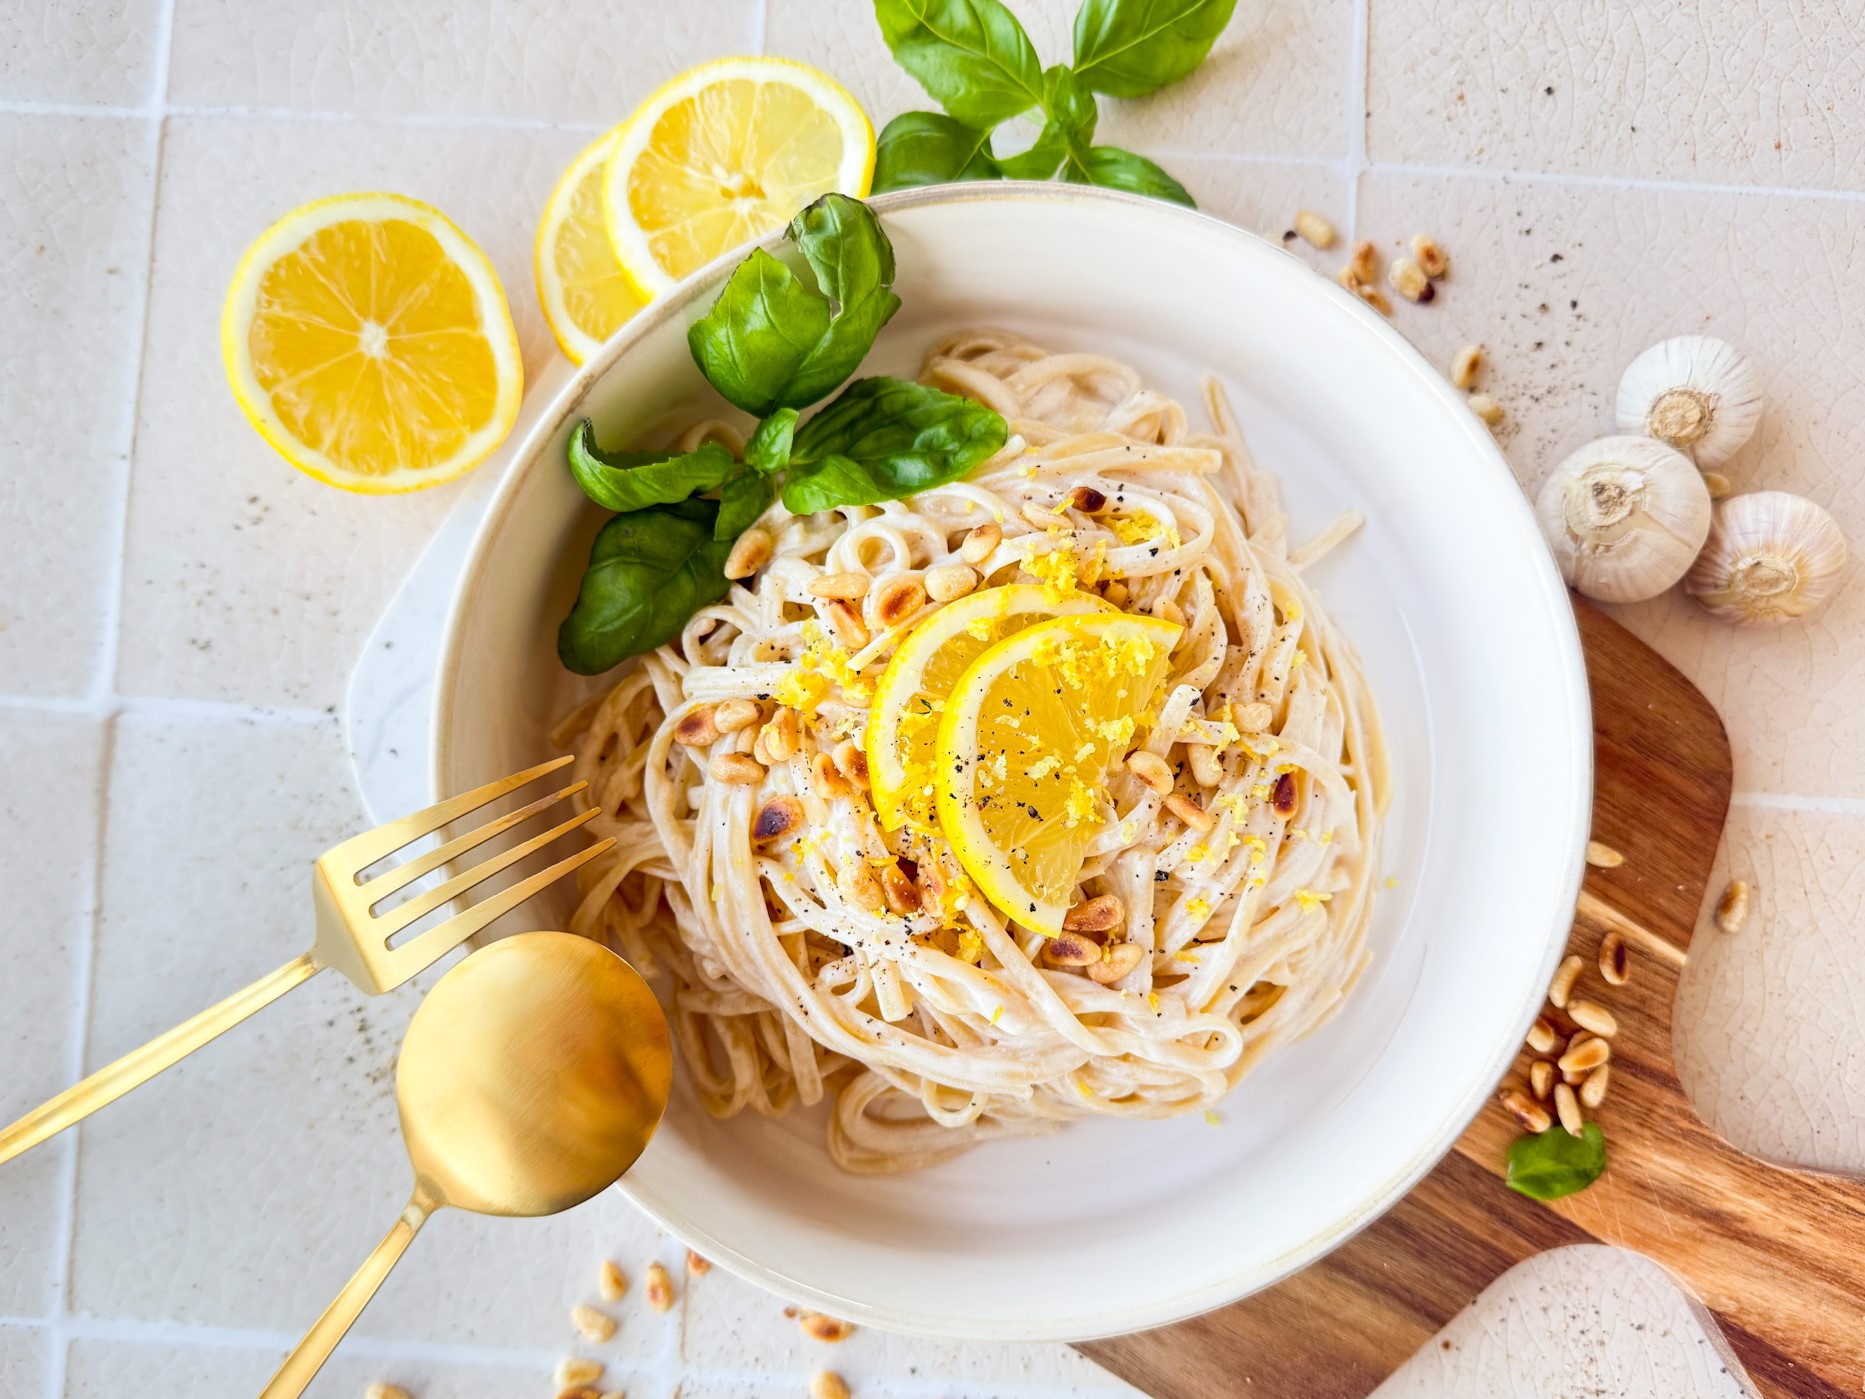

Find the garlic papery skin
[[1685, 490, 1849, 626], [1615, 335, 1763, 467], [1535, 436, 1712, 604]]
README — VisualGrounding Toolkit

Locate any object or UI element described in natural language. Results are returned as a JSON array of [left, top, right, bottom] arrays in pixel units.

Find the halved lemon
[[536, 129, 648, 365], [868, 584, 1113, 835], [222, 192, 523, 493], [602, 56, 874, 298], [936, 613, 1181, 935]]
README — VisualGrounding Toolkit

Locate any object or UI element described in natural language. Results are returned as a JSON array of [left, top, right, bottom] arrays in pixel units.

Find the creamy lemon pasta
[[556, 329, 1386, 1173]]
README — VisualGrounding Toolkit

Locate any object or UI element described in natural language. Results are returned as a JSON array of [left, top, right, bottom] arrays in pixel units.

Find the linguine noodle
[[555, 330, 1387, 1173]]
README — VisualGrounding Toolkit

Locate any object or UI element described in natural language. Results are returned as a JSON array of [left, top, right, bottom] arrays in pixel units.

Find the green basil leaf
[[783, 376, 1008, 513], [873, 111, 1002, 191], [782, 195, 903, 406], [745, 407, 799, 475], [565, 421, 738, 513], [715, 468, 777, 540], [875, 0, 1045, 128], [1071, 0, 1237, 98], [686, 249, 833, 416], [1062, 143, 1195, 206], [999, 65, 1097, 180], [558, 498, 735, 675], [1505, 1122, 1607, 1201]]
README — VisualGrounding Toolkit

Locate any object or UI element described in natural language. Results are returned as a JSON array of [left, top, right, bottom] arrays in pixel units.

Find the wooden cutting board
[[1082, 599, 1865, 1399]]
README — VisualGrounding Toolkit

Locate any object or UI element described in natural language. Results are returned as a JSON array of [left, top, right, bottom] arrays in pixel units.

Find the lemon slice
[[602, 56, 874, 297], [868, 584, 1114, 835], [536, 129, 649, 365], [936, 614, 1181, 935], [222, 192, 523, 493]]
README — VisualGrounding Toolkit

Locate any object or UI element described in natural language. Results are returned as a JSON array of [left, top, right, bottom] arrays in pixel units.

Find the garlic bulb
[[1615, 336, 1763, 467], [1685, 491, 1848, 625], [1535, 436, 1712, 603]]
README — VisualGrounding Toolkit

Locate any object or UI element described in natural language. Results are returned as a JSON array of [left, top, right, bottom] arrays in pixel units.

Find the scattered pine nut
[[1101, 579, 1130, 607], [799, 1311, 855, 1343], [1270, 772, 1299, 818], [597, 1259, 627, 1302], [1558, 1035, 1610, 1076], [1186, 743, 1223, 787], [760, 708, 801, 762], [1548, 954, 1585, 1009], [1064, 893, 1125, 933], [711, 752, 765, 786], [1410, 234, 1450, 279], [555, 1386, 600, 1399], [1501, 1088, 1551, 1133], [824, 599, 868, 649], [1467, 392, 1504, 427], [724, 527, 773, 580], [1584, 839, 1624, 869], [1450, 344, 1483, 390], [1043, 931, 1104, 967], [1715, 879, 1750, 934], [714, 698, 763, 734], [832, 738, 869, 789], [1235, 701, 1274, 731], [809, 571, 870, 600], [1529, 1060, 1554, 1100], [925, 562, 979, 602], [959, 521, 1001, 564], [672, 707, 721, 747], [1088, 941, 1147, 984], [1580, 1063, 1611, 1109], [752, 796, 803, 845], [1067, 485, 1108, 513], [555, 1358, 604, 1388], [879, 862, 919, 916], [1567, 999, 1618, 1037], [1294, 210, 1337, 249], [1703, 471, 1733, 500], [1388, 257, 1432, 303], [1526, 1016, 1557, 1054], [873, 576, 927, 628], [571, 1304, 617, 1343], [1353, 282, 1393, 316], [812, 750, 854, 799], [1126, 750, 1174, 795], [644, 1260, 674, 1312], [1348, 240, 1378, 284], [365, 1385, 411, 1399], [811, 1371, 852, 1399], [1554, 1081, 1584, 1136], [1598, 931, 1629, 986], [1165, 793, 1214, 832], [686, 1249, 711, 1276]]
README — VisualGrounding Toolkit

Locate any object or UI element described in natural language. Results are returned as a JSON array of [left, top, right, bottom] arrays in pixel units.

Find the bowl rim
[[434, 179, 1593, 1340]]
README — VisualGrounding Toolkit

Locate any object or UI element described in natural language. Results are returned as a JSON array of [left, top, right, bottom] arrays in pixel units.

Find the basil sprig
[[871, 0, 1233, 206], [1505, 1122, 1607, 1201], [557, 194, 1008, 676]]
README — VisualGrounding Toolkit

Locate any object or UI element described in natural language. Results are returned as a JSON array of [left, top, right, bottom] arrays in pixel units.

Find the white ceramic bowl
[[435, 183, 1591, 1341]]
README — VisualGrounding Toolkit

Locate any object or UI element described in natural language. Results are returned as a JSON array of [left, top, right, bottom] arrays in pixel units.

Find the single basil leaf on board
[[782, 195, 904, 406], [1062, 143, 1196, 206], [783, 376, 1008, 513], [558, 498, 735, 675], [1505, 1122, 1607, 1201], [745, 407, 799, 475], [873, 111, 1001, 192], [686, 249, 833, 417], [998, 65, 1097, 180], [566, 421, 738, 512], [1071, 0, 1238, 98], [875, 0, 1045, 128], [714, 468, 777, 540]]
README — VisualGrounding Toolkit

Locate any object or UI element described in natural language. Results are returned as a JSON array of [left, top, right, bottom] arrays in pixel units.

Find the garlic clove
[[1535, 436, 1712, 604], [1614, 335, 1763, 467], [1685, 490, 1848, 626]]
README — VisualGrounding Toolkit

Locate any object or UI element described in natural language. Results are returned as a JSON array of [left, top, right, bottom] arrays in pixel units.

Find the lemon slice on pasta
[[935, 613, 1180, 935], [866, 584, 1113, 835]]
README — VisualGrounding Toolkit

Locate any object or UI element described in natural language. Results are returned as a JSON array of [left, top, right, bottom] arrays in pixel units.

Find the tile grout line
[[1343, 0, 1371, 239], [752, 0, 770, 57]]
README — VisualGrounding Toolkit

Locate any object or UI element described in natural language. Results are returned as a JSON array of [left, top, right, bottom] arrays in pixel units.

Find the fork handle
[[0, 952, 320, 1166]]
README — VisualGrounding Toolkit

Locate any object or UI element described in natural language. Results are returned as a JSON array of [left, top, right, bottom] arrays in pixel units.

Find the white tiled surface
[[2, 1, 1863, 1396]]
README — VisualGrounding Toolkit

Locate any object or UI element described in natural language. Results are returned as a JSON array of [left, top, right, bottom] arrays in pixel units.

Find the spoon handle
[[258, 1187, 436, 1399]]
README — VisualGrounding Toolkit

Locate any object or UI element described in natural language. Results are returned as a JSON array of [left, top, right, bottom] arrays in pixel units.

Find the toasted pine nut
[[597, 1259, 626, 1302], [1294, 209, 1337, 249], [812, 751, 853, 798], [1467, 392, 1504, 427], [1598, 931, 1629, 986], [644, 1261, 674, 1312], [1501, 1088, 1551, 1133], [1567, 998, 1618, 1037], [556, 1358, 604, 1387], [917, 861, 947, 919], [1450, 344, 1483, 390], [1235, 701, 1274, 731], [1101, 579, 1130, 607], [1022, 501, 1072, 531], [684, 1248, 710, 1275], [1585, 839, 1624, 868], [809, 571, 869, 600], [672, 706, 720, 747], [873, 576, 926, 628], [1553, 1081, 1583, 1136], [1715, 878, 1750, 934], [832, 738, 869, 788], [760, 708, 800, 762], [1411, 234, 1449, 279], [925, 562, 978, 602], [723, 527, 773, 580], [1165, 793, 1214, 832], [571, 1304, 617, 1343], [959, 521, 1001, 564], [1126, 750, 1174, 794], [839, 861, 883, 911], [711, 752, 764, 785], [1580, 1063, 1610, 1109], [1043, 931, 1104, 967], [824, 599, 868, 649], [799, 1312, 854, 1343], [1187, 743, 1223, 787], [1088, 941, 1147, 984], [1270, 772, 1298, 818], [752, 796, 803, 845], [1526, 1016, 1557, 1054], [1348, 239, 1378, 284], [879, 863, 919, 916], [1063, 894, 1125, 933], [714, 698, 763, 734], [1548, 953, 1585, 1009], [1704, 470, 1733, 500], [366, 1386, 411, 1399], [1068, 485, 1108, 513], [1388, 257, 1432, 303], [1558, 1035, 1610, 1076], [1335, 265, 1362, 292], [1354, 282, 1393, 316], [810, 1371, 851, 1399], [1529, 1060, 1554, 1100]]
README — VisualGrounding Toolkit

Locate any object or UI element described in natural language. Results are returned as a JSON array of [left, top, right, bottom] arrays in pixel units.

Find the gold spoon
[[259, 931, 672, 1399]]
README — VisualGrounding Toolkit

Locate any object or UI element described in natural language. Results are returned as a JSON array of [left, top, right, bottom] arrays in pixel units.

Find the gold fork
[[0, 755, 611, 1167]]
